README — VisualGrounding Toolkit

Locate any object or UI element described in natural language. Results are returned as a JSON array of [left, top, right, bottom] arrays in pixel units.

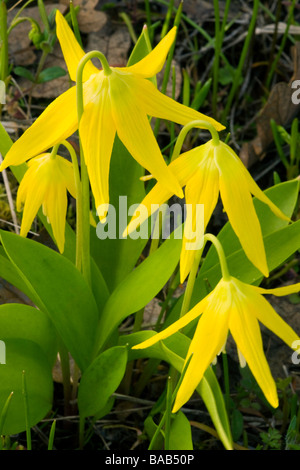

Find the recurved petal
[[223, 143, 290, 222], [180, 157, 220, 282], [172, 280, 231, 412], [0, 86, 77, 171], [79, 82, 116, 219], [125, 27, 177, 78], [215, 145, 269, 277], [56, 155, 77, 199], [132, 295, 209, 350], [56, 10, 98, 82], [252, 282, 300, 297], [123, 182, 173, 237], [229, 287, 278, 408], [17, 162, 49, 238], [42, 183, 68, 253], [237, 280, 300, 354], [124, 145, 207, 238], [110, 74, 183, 199], [134, 77, 225, 131]]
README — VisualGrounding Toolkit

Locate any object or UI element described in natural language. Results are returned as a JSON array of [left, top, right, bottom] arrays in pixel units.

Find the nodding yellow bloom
[[133, 276, 300, 412], [0, 11, 224, 220], [16, 153, 76, 253], [124, 140, 289, 281]]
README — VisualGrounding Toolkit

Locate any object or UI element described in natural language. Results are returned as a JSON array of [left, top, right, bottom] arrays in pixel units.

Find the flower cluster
[[1, 10, 299, 414]]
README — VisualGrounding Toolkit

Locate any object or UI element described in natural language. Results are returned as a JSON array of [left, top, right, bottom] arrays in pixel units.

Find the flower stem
[[204, 233, 230, 281], [49, 143, 60, 160], [171, 119, 220, 162]]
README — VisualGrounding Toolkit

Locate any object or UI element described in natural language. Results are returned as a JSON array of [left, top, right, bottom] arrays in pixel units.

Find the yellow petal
[[253, 282, 300, 297], [133, 77, 225, 131], [124, 146, 205, 238], [125, 27, 177, 78], [17, 156, 50, 237], [124, 182, 173, 237], [173, 280, 231, 412], [225, 143, 290, 222], [241, 281, 300, 349], [229, 283, 278, 408], [109, 72, 183, 199], [215, 144, 269, 277], [43, 182, 67, 253], [56, 10, 98, 82], [0, 87, 77, 171], [180, 149, 220, 282], [56, 155, 77, 199], [132, 295, 208, 350], [79, 81, 116, 219]]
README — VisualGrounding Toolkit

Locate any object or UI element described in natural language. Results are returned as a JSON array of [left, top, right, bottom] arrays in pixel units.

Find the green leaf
[[78, 346, 128, 418], [94, 230, 182, 353], [0, 230, 99, 372], [37, 66, 67, 83], [13, 66, 35, 82], [0, 339, 53, 435], [0, 303, 57, 365], [169, 411, 193, 450]]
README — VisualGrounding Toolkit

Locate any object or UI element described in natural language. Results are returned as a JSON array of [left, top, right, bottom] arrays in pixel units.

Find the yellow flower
[[16, 152, 76, 253], [0, 11, 224, 220], [133, 276, 300, 412], [124, 139, 289, 281]]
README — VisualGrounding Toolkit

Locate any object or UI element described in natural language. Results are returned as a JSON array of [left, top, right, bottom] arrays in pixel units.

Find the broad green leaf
[[169, 411, 193, 450], [120, 331, 233, 450], [94, 230, 182, 353], [0, 230, 98, 372], [13, 66, 35, 82], [37, 66, 67, 83], [0, 339, 53, 435], [90, 136, 147, 291], [0, 246, 35, 302], [78, 346, 128, 418], [0, 303, 57, 365]]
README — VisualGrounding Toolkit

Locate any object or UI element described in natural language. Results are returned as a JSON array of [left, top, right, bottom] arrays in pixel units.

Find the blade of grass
[[221, 0, 259, 123]]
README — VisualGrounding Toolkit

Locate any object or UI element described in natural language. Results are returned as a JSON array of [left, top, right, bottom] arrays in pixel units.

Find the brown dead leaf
[[240, 42, 300, 168]]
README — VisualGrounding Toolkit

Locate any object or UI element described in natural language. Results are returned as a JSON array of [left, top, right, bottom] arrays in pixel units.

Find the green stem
[[0, 0, 8, 82], [61, 140, 82, 271], [204, 233, 230, 281], [76, 51, 111, 286], [171, 119, 220, 163]]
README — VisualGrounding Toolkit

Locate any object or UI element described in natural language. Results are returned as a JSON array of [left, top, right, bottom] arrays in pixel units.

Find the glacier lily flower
[[16, 150, 76, 253], [124, 137, 289, 282], [133, 273, 300, 412], [0, 10, 224, 220]]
